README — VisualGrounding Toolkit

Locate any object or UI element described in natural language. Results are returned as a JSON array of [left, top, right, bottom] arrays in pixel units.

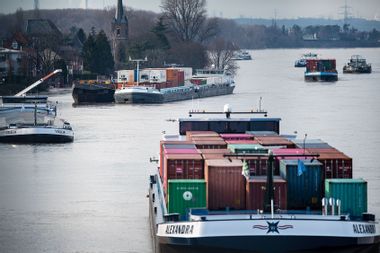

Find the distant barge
[[343, 55, 372, 74], [72, 80, 115, 104], [305, 59, 338, 82], [114, 68, 235, 104]]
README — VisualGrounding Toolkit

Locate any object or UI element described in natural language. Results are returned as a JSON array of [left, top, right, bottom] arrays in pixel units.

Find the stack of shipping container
[[159, 130, 367, 219]]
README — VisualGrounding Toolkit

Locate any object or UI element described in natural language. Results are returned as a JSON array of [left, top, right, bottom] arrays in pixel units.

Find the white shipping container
[[139, 69, 150, 82], [149, 69, 167, 83], [117, 70, 133, 83]]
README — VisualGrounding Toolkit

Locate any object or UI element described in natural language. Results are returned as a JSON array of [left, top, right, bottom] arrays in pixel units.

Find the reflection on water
[[1, 48, 380, 252]]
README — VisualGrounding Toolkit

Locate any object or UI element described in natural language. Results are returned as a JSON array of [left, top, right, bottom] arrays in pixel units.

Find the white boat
[[295, 53, 318, 67], [0, 69, 74, 143], [232, 50, 252, 60]]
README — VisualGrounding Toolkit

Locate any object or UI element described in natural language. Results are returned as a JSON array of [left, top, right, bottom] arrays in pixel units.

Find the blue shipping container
[[280, 159, 323, 210]]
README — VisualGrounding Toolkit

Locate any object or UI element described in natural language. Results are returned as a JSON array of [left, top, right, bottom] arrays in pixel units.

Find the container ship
[[72, 79, 115, 104], [114, 68, 235, 104], [343, 55, 372, 74], [148, 106, 380, 253], [305, 59, 338, 82]]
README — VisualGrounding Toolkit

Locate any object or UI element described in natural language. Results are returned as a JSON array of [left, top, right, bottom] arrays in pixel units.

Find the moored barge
[[114, 68, 235, 104], [72, 80, 115, 104]]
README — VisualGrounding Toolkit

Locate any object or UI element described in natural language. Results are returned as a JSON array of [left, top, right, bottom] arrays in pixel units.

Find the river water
[[1, 48, 380, 252]]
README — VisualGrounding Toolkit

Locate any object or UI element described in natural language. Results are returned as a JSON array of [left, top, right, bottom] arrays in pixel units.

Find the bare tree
[[208, 37, 239, 75], [161, 0, 216, 42]]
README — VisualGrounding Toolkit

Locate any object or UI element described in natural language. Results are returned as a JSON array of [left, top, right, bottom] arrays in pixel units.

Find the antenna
[[129, 57, 148, 86]]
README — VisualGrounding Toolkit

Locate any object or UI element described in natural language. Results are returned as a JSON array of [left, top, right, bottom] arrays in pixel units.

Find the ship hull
[[158, 237, 380, 253], [149, 176, 380, 253], [72, 83, 115, 104], [305, 72, 338, 82], [115, 85, 235, 104], [0, 127, 74, 143]]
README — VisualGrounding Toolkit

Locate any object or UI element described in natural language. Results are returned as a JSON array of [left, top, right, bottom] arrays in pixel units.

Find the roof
[[26, 19, 62, 37]]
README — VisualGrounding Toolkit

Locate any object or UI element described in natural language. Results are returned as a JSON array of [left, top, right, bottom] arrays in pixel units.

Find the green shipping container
[[167, 179, 206, 217], [228, 144, 268, 154], [325, 178, 367, 217]]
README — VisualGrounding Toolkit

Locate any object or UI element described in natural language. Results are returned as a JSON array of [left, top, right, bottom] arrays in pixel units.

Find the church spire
[[115, 0, 126, 23]]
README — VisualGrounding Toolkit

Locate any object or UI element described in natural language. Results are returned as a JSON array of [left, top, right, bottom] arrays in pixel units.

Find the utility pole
[[129, 57, 147, 86], [340, 0, 353, 32]]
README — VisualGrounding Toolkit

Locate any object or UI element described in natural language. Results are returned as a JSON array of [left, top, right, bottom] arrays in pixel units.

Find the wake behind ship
[[114, 68, 235, 104], [148, 106, 380, 253]]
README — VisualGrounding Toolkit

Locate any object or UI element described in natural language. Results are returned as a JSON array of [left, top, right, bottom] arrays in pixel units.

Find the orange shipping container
[[186, 131, 219, 140], [205, 159, 246, 210]]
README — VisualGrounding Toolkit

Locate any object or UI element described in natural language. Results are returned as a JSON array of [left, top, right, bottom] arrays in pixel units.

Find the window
[[12, 41, 18, 49], [116, 28, 121, 36]]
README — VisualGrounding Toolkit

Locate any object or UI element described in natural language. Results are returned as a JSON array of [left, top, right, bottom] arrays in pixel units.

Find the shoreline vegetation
[[1, 3, 380, 95]]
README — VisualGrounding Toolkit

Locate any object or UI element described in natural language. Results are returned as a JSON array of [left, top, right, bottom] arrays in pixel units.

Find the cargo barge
[[114, 68, 235, 104], [343, 55, 372, 74], [72, 80, 115, 104], [148, 106, 380, 253], [305, 59, 338, 82]]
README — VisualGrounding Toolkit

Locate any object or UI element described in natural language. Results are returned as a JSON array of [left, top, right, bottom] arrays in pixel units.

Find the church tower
[[112, 0, 128, 69]]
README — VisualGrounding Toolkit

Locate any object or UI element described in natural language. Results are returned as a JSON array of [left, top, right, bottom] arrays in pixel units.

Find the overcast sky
[[1, 0, 380, 20]]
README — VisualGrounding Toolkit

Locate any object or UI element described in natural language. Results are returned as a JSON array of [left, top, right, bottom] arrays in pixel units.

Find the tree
[[151, 16, 170, 50], [82, 33, 96, 72], [208, 37, 238, 75], [77, 28, 86, 44], [168, 42, 208, 69], [162, 0, 214, 42], [94, 30, 114, 74], [82, 30, 114, 75]]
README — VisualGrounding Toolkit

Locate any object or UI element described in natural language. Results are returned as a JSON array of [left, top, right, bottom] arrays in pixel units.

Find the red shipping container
[[305, 148, 352, 179], [178, 70, 185, 86], [220, 133, 254, 141], [226, 140, 259, 144], [202, 153, 226, 160], [244, 157, 269, 176], [200, 149, 231, 160], [164, 148, 200, 154], [199, 149, 231, 154], [317, 153, 352, 179], [246, 176, 287, 211], [159, 140, 195, 178], [255, 136, 295, 148], [193, 139, 227, 149], [164, 153, 204, 190], [205, 159, 246, 210], [191, 136, 224, 141]]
